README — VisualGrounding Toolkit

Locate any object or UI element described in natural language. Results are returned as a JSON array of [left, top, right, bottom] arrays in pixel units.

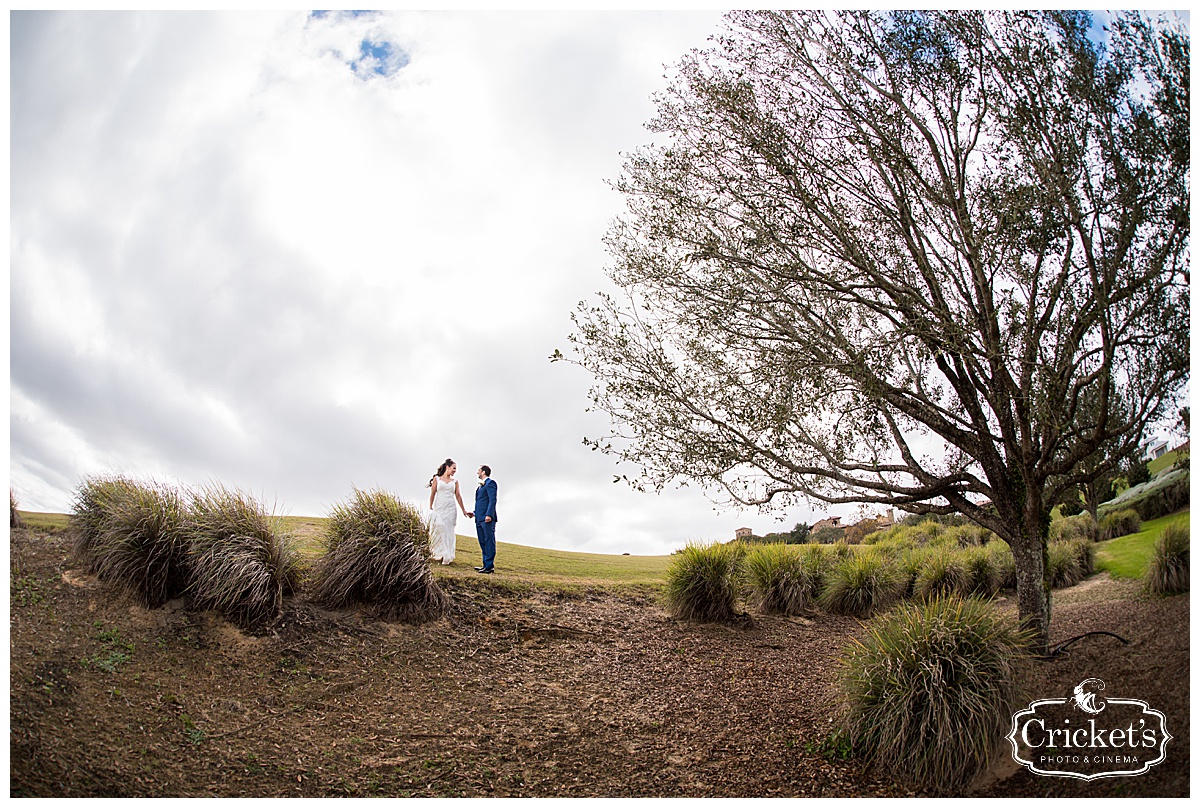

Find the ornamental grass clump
[[664, 541, 742, 621], [743, 544, 814, 615], [311, 488, 449, 622], [985, 542, 1017, 590], [819, 552, 902, 617], [961, 545, 1003, 598], [894, 547, 927, 599], [1049, 513, 1098, 543], [1098, 508, 1142, 542], [869, 532, 915, 553], [864, 523, 913, 547], [188, 484, 300, 629], [1047, 541, 1084, 589], [1066, 537, 1096, 577], [914, 548, 971, 601], [839, 595, 1031, 794], [1145, 522, 1189, 595], [91, 480, 192, 608], [69, 474, 141, 573], [797, 543, 833, 597], [911, 519, 945, 546], [942, 523, 991, 547]]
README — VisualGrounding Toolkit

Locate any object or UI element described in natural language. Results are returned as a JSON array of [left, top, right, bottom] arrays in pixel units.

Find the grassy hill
[[15, 511, 672, 595], [1095, 511, 1190, 580], [1148, 448, 1186, 477], [23, 506, 1187, 591]]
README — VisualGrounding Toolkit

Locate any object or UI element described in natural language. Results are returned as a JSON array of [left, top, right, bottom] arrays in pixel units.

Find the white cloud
[[10, 10, 839, 555]]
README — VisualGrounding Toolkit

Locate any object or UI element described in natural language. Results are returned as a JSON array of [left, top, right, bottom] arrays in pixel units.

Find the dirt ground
[[9, 527, 1189, 798]]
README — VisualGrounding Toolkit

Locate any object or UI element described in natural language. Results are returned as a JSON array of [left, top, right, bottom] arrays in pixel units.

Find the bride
[[427, 458, 468, 565]]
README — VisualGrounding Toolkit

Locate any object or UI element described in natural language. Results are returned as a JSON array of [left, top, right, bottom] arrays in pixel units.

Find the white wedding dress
[[429, 477, 458, 564]]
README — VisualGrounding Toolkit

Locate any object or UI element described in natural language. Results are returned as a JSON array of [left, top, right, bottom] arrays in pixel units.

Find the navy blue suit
[[474, 477, 498, 570]]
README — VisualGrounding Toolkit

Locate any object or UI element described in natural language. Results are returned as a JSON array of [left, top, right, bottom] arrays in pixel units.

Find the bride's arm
[[429, 479, 436, 510], [454, 481, 468, 515]]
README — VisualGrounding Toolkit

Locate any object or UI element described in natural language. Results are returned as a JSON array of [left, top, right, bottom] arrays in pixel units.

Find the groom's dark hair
[[480, 465, 491, 477]]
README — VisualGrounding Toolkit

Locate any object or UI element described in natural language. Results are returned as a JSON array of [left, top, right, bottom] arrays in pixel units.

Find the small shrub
[[838, 595, 1031, 793], [1145, 522, 1189, 595], [10, 488, 23, 529], [91, 480, 191, 608], [1124, 459, 1151, 488], [663, 541, 742, 621], [188, 484, 301, 629], [1098, 509, 1142, 542], [810, 525, 845, 545], [844, 520, 883, 545], [743, 544, 815, 615], [913, 548, 971, 600], [1047, 541, 1084, 589], [806, 727, 855, 761], [311, 488, 449, 622], [819, 552, 902, 617]]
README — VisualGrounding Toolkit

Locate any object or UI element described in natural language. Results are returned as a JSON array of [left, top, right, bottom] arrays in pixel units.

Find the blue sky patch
[[307, 11, 409, 78], [351, 37, 408, 77], [311, 10, 376, 20]]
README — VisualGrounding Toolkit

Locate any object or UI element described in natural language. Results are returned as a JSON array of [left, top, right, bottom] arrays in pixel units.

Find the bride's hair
[[428, 458, 455, 487]]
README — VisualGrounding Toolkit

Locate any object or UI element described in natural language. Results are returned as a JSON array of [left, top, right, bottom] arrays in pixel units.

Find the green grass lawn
[[277, 515, 671, 590], [1095, 510, 1189, 580], [13, 511, 71, 534], [421, 535, 671, 594], [1148, 449, 1186, 477]]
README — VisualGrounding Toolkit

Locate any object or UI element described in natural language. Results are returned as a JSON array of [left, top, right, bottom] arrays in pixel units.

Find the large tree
[[562, 11, 1189, 653]]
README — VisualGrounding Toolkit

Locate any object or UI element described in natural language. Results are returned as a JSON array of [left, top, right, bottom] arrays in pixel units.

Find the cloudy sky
[[11, 9, 849, 556]]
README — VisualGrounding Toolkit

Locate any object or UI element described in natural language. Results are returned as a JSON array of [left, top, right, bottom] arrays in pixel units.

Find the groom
[[467, 465, 498, 573]]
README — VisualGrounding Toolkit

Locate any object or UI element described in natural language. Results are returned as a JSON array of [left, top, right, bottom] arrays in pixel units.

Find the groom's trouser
[[476, 519, 496, 569]]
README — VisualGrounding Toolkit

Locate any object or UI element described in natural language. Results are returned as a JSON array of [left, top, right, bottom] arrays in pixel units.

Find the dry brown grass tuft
[[310, 488, 449, 622], [188, 484, 300, 629]]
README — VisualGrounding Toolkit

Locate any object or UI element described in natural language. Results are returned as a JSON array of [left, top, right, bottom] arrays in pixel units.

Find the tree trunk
[[1011, 520, 1051, 657], [1083, 480, 1101, 525]]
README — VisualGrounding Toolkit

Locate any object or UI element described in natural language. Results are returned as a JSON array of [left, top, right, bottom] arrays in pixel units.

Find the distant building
[[811, 516, 842, 532], [846, 510, 896, 543], [1144, 439, 1170, 460], [734, 527, 754, 540]]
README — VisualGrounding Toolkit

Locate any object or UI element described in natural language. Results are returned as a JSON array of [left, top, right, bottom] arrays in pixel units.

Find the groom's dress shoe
[[478, 567, 494, 574], [474, 566, 485, 572]]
